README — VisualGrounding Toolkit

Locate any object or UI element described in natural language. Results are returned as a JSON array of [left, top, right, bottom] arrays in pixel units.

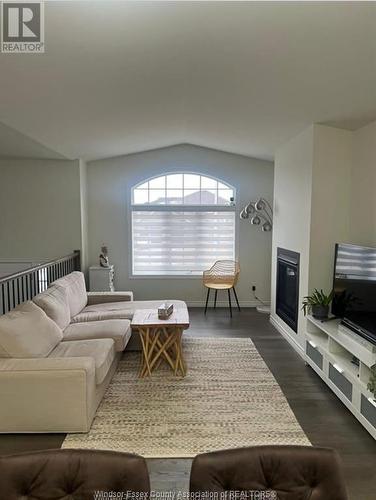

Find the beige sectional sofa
[[0, 271, 186, 433]]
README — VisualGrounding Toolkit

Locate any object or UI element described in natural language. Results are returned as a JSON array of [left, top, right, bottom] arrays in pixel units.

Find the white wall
[[350, 121, 376, 247], [87, 144, 274, 305], [270, 126, 314, 348], [0, 159, 85, 262], [0, 260, 42, 278], [79, 159, 89, 272], [309, 125, 352, 292], [271, 124, 353, 350]]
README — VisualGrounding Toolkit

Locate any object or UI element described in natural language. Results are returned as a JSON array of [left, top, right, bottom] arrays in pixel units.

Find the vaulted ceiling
[[0, 1, 375, 161]]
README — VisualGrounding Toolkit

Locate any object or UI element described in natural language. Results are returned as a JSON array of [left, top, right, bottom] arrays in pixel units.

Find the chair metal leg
[[205, 288, 210, 314], [214, 290, 218, 309], [227, 289, 232, 317], [232, 287, 241, 312]]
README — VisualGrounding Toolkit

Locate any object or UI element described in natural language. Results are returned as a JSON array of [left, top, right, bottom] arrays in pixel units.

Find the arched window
[[131, 173, 236, 275]]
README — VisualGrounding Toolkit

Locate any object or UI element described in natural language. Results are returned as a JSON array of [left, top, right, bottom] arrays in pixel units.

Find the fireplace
[[276, 248, 300, 333]]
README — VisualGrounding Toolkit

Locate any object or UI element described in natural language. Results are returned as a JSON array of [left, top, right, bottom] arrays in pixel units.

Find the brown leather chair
[[0, 448, 150, 499], [190, 445, 349, 500]]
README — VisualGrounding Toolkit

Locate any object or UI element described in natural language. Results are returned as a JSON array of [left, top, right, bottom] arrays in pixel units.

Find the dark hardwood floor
[[0, 307, 375, 499]]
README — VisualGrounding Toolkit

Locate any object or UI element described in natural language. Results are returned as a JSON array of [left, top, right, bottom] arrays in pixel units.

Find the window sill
[[129, 274, 203, 280]]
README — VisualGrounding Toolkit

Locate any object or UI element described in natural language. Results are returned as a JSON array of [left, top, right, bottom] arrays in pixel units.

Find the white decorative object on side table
[[89, 265, 115, 291]]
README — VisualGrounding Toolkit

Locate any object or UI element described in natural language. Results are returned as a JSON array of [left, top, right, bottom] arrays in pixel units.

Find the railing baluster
[[25, 274, 30, 300], [12, 281, 16, 309], [17, 278, 20, 304], [1, 283, 5, 315], [21, 276, 25, 302], [7, 282, 10, 313]]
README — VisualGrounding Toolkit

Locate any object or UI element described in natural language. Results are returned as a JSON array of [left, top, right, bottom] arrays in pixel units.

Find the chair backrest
[[0, 449, 150, 499], [203, 260, 240, 287], [190, 445, 349, 500]]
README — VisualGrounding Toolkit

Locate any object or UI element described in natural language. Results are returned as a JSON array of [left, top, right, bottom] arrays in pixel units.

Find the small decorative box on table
[[131, 306, 190, 378]]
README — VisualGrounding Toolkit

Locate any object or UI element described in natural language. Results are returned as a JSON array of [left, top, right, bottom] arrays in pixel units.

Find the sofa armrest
[[0, 356, 95, 375], [86, 291, 134, 305], [0, 357, 96, 433]]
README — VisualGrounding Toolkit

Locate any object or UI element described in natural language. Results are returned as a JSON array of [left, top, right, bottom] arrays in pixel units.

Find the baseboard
[[187, 300, 270, 308], [270, 315, 305, 358]]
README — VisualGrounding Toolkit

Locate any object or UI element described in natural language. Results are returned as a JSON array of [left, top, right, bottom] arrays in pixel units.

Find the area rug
[[62, 337, 310, 457]]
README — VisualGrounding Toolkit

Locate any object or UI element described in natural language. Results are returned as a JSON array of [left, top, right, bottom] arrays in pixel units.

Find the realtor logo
[[1, 1, 44, 53]]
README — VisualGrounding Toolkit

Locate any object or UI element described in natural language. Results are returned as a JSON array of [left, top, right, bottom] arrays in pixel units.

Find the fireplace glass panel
[[276, 248, 300, 333]]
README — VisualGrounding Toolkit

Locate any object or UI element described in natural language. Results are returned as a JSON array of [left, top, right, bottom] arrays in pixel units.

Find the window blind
[[132, 210, 236, 275]]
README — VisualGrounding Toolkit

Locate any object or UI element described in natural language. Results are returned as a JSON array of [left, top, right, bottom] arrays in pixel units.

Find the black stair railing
[[0, 250, 80, 315]]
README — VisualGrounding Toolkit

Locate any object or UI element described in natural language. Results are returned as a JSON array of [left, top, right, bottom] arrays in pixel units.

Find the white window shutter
[[132, 210, 236, 275]]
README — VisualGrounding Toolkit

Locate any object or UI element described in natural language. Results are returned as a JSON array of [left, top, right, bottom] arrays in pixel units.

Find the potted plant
[[302, 289, 334, 320]]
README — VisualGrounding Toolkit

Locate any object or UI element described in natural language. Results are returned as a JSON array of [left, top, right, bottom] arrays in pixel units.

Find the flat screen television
[[332, 243, 376, 345]]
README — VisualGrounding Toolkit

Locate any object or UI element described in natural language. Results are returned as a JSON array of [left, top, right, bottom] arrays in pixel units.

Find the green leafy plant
[[368, 365, 376, 399], [302, 289, 334, 316]]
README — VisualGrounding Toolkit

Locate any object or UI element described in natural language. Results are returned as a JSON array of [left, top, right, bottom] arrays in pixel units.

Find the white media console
[[305, 315, 376, 439]]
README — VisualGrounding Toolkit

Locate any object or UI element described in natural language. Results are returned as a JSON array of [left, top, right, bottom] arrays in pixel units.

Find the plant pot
[[312, 304, 329, 320]]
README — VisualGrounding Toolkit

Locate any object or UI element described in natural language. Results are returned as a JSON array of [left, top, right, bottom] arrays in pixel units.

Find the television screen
[[332, 243, 376, 344]]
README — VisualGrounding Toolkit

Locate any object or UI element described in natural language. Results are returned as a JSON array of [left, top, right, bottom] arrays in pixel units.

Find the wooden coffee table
[[131, 307, 190, 378]]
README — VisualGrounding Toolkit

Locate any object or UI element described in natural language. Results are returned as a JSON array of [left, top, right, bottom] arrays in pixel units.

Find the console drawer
[[361, 394, 376, 429], [328, 363, 352, 401], [306, 341, 323, 370]]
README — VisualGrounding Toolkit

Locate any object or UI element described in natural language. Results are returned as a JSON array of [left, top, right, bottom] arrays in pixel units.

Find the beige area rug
[[63, 337, 310, 457]]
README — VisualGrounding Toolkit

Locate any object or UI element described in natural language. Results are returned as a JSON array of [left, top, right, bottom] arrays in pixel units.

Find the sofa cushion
[[53, 271, 87, 318], [33, 285, 71, 330], [0, 301, 63, 358], [72, 300, 187, 323], [49, 338, 115, 385], [63, 320, 131, 352], [72, 307, 133, 323]]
